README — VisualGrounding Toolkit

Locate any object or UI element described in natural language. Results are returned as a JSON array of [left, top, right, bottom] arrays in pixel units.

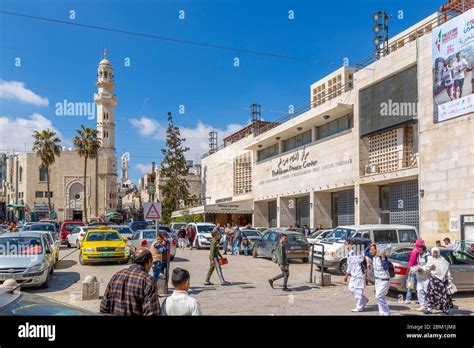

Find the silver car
[[0, 232, 55, 288], [367, 247, 474, 292], [127, 229, 177, 261], [109, 225, 134, 240]]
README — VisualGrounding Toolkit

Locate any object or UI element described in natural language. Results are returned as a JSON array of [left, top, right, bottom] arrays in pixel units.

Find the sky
[[0, 0, 445, 183]]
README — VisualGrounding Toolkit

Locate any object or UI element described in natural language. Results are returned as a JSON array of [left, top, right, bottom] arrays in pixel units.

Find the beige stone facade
[[3, 52, 119, 222]]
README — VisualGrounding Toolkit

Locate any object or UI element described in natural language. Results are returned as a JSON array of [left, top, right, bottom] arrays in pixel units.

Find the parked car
[[253, 229, 310, 263], [66, 226, 93, 248], [108, 225, 134, 240], [313, 224, 418, 274], [307, 229, 333, 244], [126, 229, 177, 260], [254, 227, 269, 234], [0, 224, 8, 233], [79, 226, 129, 265], [170, 222, 188, 234], [0, 288, 97, 315], [186, 223, 224, 249], [0, 232, 55, 288], [32, 231, 60, 265], [128, 220, 151, 232], [60, 221, 84, 246], [23, 222, 57, 233], [238, 229, 262, 254], [367, 247, 474, 292]]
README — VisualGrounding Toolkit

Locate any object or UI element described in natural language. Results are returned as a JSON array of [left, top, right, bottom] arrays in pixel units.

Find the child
[[364, 243, 391, 316], [344, 239, 369, 312], [242, 234, 250, 256]]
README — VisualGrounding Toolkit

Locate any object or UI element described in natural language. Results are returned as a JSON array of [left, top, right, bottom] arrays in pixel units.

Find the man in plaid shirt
[[100, 248, 161, 316]]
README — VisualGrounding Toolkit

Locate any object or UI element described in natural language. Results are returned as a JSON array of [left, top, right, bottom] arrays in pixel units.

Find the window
[[373, 230, 398, 244], [262, 233, 271, 241], [316, 114, 353, 141], [257, 144, 279, 162], [398, 229, 417, 243], [45, 192, 53, 198], [282, 130, 312, 152], [39, 167, 48, 182], [35, 191, 43, 198], [269, 233, 279, 243], [19, 166, 23, 182]]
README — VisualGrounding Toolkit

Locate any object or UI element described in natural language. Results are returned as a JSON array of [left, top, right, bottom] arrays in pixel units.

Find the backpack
[[388, 260, 395, 278]]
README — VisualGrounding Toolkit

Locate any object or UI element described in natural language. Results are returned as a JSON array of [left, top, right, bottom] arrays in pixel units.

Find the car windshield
[[325, 228, 355, 242], [197, 225, 215, 233], [287, 234, 307, 243], [309, 231, 324, 238], [173, 223, 187, 229], [3, 294, 93, 315], [0, 237, 43, 255], [112, 226, 132, 234], [242, 230, 260, 237], [130, 222, 149, 231], [64, 224, 81, 232], [30, 224, 55, 232], [86, 232, 121, 241], [142, 230, 157, 239]]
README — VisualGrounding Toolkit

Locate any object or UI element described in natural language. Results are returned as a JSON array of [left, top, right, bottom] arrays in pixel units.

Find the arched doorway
[[69, 182, 84, 221]]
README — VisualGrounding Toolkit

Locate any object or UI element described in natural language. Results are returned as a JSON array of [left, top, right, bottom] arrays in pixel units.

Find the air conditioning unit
[[365, 164, 379, 175]]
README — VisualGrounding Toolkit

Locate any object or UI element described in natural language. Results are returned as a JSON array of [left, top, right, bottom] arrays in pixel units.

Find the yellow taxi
[[79, 226, 129, 265]]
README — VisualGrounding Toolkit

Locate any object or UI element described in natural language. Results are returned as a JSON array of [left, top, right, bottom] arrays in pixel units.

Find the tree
[[32, 129, 62, 218], [159, 112, 190, 223], [73, 125, 101, 224]]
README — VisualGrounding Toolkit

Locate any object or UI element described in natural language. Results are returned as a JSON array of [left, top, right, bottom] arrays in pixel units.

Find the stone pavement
[[26, 247, 474, 316]]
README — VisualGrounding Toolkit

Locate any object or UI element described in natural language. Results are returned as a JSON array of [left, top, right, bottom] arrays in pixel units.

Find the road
[[25, 246, 474, 316]]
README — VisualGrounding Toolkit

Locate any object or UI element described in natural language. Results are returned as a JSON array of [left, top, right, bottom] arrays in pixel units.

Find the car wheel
[[49, 264, 54, 274], [271, 250, 277, 263], [40, 271, 50, 289], [253, 247, 258, 258], [170, 255, 175, 261], [338, 259, 348, 275], [66, 240, 71, 248], [302, 258, 309, 263], [79, 253, 86, 265], [76, 240, 81, 249]]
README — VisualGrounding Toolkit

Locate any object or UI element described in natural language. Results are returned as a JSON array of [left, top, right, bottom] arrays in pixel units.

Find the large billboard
[[433, 8, 474, 122]]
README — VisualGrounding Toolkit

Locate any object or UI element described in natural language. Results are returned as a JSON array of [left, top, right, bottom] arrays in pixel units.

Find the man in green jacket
[[204, 231, 230, 286], [268, 233, 290, 291]]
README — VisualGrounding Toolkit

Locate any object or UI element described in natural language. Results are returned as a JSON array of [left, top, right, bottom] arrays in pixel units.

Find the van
[[312, 224, 418, 274]]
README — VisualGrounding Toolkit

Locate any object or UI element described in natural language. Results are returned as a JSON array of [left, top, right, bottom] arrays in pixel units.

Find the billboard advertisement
[[433, 8, 474, 122]]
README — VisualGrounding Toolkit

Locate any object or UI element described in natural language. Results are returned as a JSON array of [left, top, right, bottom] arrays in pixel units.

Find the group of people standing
[[343, 238, 456, 316], [221, 223, 252, 256]]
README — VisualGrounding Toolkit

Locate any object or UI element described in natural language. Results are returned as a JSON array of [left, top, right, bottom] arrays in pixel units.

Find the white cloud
[[135, 163, 152, 175], [129, 116, 245, 162], [0, 113, 64, 153], [0, 80, 49, 106], [129, 116, 164, 137]]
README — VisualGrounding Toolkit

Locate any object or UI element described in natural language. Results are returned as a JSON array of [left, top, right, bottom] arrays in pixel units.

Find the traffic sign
[[144, 202, 162, 220]]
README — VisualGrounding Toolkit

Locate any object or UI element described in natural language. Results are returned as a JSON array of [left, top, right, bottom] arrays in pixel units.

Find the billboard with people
[[432, 8, 474, 122]]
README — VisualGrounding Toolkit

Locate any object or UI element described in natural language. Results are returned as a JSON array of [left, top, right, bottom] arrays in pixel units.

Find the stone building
[[3, 50, 119, 222]]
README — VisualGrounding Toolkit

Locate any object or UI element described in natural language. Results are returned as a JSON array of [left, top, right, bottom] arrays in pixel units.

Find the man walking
[[223, 223, 233, 255], [268, 233, 290, 291], [161, 268, 201, 316], [100, 248, 161, 316], [204, 231, 230, 286]]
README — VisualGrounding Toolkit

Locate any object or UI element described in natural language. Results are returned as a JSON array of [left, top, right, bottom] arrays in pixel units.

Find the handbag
[[406, 276, 415, 290], [218, 257, 228, 266], [447, 280, 457, 295]]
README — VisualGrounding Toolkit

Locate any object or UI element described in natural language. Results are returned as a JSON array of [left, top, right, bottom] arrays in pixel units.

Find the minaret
[[94, 48, 117, 153]]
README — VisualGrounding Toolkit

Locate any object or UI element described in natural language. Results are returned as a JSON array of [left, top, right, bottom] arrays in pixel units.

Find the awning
[[172, 199, 253, 218], [7, 204, 26, 209]]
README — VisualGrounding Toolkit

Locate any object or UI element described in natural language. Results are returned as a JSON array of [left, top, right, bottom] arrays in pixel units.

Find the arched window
[[39, 167, 48, 181]]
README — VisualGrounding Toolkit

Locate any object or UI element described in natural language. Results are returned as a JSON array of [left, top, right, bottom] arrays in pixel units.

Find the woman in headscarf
[[406, 239, 425, 304], [423, 247, 453, 314]]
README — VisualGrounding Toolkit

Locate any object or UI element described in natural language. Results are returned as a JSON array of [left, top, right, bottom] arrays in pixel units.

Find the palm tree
[[32, 129, 62, 218], [73, 125, 101, 224]]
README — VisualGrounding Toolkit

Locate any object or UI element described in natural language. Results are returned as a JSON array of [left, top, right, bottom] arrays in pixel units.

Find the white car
[[307, 229, 332, 244], [187, 223, 223, 249], [66, 226, 93, 248], [109, 225, 134, 240]]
